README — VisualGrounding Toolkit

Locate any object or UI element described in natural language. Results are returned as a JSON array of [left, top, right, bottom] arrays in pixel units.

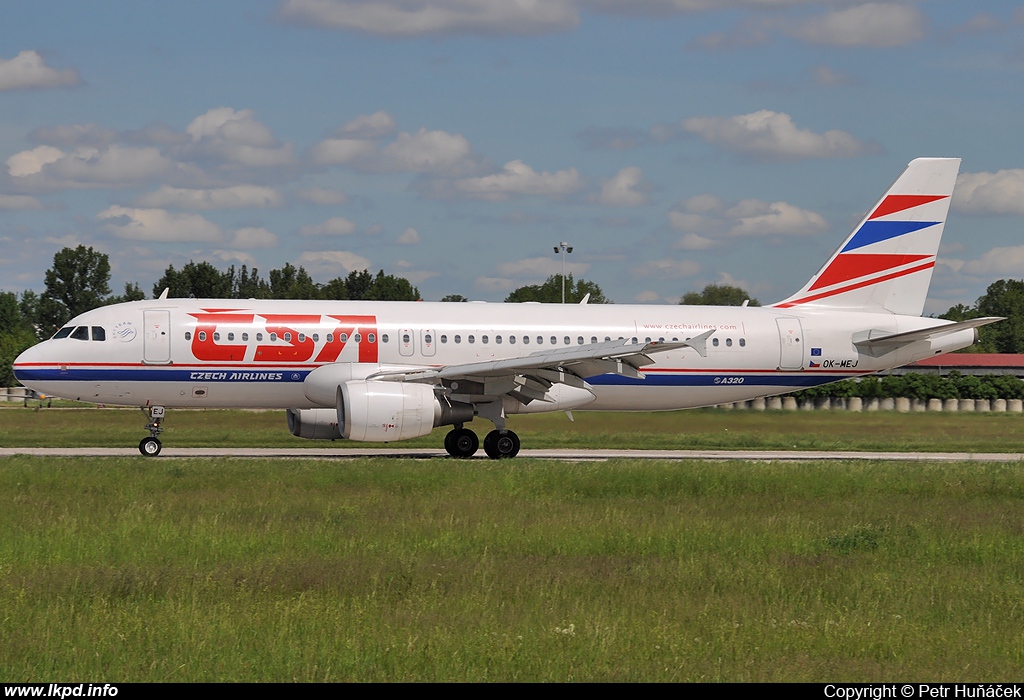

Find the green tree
[[108, 282, 146, 304], [38, 246, 113, 337], [0, 291, 37, 386], [364, 270, 420, 301], [154, 261, 233, 299], [941, 279, 1024, 353], [268, 263, 319, 300], [505, 274, 609, 304], [440, 294, 468, 302], [343, 270, 374, 300], [680, 284, 759, 307]]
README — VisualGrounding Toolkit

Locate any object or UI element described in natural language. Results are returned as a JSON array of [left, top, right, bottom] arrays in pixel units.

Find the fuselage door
[[776, 317, 804, 370], [399, 328, 415, 357], [143, 309, 171, 364], [421, 328, 436, 357]]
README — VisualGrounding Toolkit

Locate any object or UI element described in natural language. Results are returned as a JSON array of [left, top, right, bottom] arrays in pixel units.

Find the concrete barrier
[[959, 399, 975, 412], [767, 397, 783, 410], [848, 397, 863, 412], [751, 398, 766, 411], [927, 398, 943, 411], [1010, 399, 1023, 413], [782, 397, 798, 411], [944, 398, 959, 412], [993, 398, 1007, 412], [975, 399, 991, 412]]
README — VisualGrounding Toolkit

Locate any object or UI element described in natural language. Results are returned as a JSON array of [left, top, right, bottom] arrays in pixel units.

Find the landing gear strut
[[444, 426, 479, 458], [139, 405, 165, 456]]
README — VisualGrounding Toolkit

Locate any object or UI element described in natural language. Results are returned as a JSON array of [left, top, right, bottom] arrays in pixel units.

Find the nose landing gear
[[139, 405, 165, 456]]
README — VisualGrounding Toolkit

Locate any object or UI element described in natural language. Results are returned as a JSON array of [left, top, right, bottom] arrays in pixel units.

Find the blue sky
[[2, 0, 1023, 313]]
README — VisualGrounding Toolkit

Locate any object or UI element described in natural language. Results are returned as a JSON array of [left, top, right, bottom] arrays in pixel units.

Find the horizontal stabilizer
[[853, 317, 1002, 357]]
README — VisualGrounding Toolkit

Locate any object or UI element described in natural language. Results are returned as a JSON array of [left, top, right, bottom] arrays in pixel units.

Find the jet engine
[[338, 380, 474, 442], [286, 408, 342, 440]]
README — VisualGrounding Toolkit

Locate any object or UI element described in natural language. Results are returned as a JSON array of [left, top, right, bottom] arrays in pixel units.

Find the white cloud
[[209, 250, 258, 267], [6, 145, 65, 177], [311, 137, 377, 165], [634, 290, 661, 303], [455, 160, 584, 200], [792, 3, 925, 48], [683, 110, 868, 160], [297, 187, 349, 205], [962, 246, 1024, 276], [675, 233, 718, 250], [336, 110, 397, 139], [296, 250, 372, 278], [135, 185, 284, 209], [496, 256, 591, 279], [724, 199, 828, 237], [398, 227, 420, 244], [278, 0, 579, 37], [669, 194, 826, 240], [299, 216, 357, 236], [0, 194, 42, 210], [632, 259, 701, 278], [378, 128, 476, 174], [184, 107, 295, 167], [813, 64, 858, 87], [597, 166, 650, 206], [954, 170, 1024, 215], [8, 145, 178, 187], [0, 50, 80, 91], [231, 227, 278, 249], [97, 206, 223, 243]]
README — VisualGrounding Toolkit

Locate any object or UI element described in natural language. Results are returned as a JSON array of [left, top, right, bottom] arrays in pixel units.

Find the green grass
[[2, 456, 1024, 681], [2, 405, 1024, 452]]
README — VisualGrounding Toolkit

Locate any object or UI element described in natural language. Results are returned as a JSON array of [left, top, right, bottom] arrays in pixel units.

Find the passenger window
[[297, 333, 305, 343], [256, 333, 263, 341], [577, 336, 584, 345], [92, 327, 106, 341], [340, 333, 348, 342], [645, 337, 651, 343], [242, 333, 249, 341], [550, 336, 556, 344], [53, 327, 73, 339], [605, 336, 611, 342], [198, 331, 207, 342], [425, 334, 432, 344], [368, 333, 376, 344], [591, 336, 597, 344], [509, 336, 516, 344], [469, 335, 476, 344], [739, 338, 746, 347], [311, 333, 318, 342], [403, 333, 411, 343], [440, 334, 448, 344], [482, 335, 489, 344], [284, 332, 292, 342], [381, 334, 389, 343], [522, 336, 529, 344], [726, 338, 732, 347], [269, 333, 277, 342], [712, 338, 720, 347], [631, 337, 638, 344], [454, 335, 462, 344], [495, 335, 502, 344], [227, 332, 235, 341], [71, 326, 89, 341], [354, 333, 361, 343], [185, 331, 192, 341]]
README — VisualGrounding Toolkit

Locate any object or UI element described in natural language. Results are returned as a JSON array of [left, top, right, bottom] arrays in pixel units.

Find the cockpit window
[[91, 326, 106, 341], [70, 326, 89, 341], [53, 327, 74, 339]]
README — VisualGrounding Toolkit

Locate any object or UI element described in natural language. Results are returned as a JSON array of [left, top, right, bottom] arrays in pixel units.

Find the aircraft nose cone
[[12, 342, 43, 386]]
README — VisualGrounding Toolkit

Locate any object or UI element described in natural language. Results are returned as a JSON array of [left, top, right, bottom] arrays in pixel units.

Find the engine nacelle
[[286, 408, 342, 440], [338, 380, 474, 442]]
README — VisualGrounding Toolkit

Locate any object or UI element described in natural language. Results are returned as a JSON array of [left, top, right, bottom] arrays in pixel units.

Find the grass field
[[2, 455, 1024, 681], [2, 405, 1024, 452]]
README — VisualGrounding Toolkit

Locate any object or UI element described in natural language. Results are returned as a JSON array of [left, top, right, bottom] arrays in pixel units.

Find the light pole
[[553, 241, 573, 303]]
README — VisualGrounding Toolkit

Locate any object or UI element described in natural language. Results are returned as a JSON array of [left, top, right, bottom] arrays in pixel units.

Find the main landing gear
[[443, 425, 521, 459], [139, 405, 165, 457]]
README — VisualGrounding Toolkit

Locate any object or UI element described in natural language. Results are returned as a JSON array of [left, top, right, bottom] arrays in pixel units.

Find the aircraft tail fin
[[773, 157, 960, 316]]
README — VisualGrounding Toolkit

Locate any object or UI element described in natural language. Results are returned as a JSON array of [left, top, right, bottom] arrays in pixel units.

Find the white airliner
[[13, 158, 1000, 458]]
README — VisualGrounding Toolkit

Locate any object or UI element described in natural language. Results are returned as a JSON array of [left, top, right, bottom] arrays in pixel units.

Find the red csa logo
[[188, 310, 379, 363]]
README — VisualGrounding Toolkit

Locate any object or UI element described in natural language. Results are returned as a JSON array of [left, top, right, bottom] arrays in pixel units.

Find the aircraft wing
[[366, 329, 715, 404]]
